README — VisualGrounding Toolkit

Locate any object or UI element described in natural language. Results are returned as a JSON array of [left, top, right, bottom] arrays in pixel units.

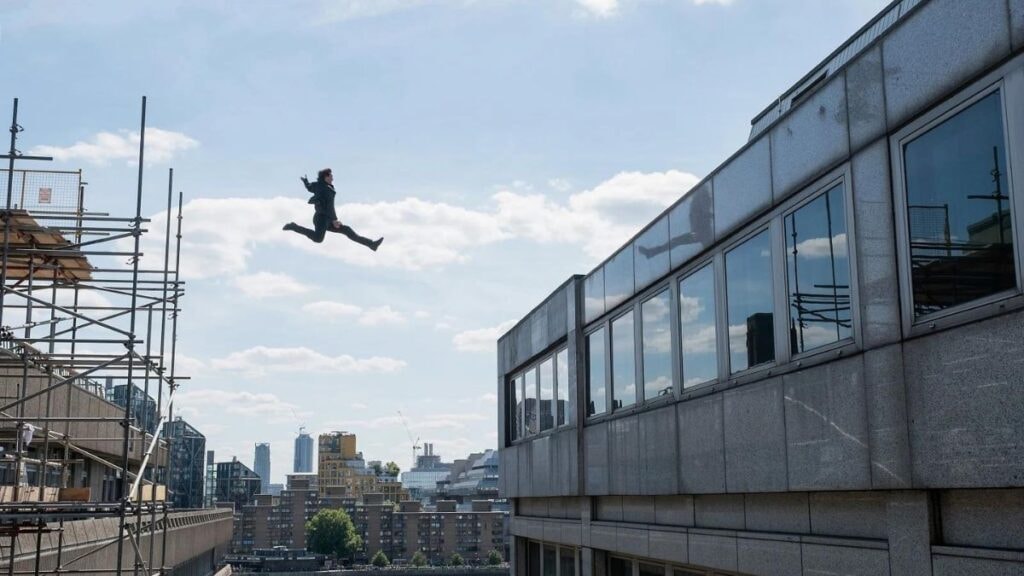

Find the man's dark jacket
[[304, 180, 338, 220]]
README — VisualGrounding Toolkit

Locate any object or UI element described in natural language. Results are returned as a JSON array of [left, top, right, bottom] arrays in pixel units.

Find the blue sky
[[0, 0, 890, 483]]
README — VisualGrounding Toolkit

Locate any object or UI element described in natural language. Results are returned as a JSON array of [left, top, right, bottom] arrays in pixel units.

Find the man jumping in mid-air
[[283, 168, 383, 251]]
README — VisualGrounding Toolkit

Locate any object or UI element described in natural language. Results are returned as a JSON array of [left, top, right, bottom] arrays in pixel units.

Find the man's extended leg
[[330, 222, 382, 251], [284, 214, 328, 243]]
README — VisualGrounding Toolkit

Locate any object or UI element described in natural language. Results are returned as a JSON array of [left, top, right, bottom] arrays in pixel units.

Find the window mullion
[[771, 216, 791, 366], [713, 252, 730, 380]]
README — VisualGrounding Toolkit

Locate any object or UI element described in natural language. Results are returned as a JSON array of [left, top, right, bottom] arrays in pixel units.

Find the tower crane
[[397, 410, 421, 470]]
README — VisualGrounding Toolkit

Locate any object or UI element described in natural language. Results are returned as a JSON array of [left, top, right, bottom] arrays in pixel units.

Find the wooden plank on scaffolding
[[0, 210, 93, 281]]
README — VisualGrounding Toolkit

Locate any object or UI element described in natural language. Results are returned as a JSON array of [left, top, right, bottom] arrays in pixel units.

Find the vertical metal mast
[[115, 95, 147, 576]]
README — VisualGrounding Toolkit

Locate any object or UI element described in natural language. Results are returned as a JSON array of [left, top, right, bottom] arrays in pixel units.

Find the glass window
[[642, 289, 673, 400], [669, 181, 715, 269], [609, 557, 632, 576], [611, 311, 637, 411], [726, 230, 775, 373], [785, 184, 852, 354], [528, 542, 541, 576], [586, 329, 607, 417], [543, 545, 556, 576], [524, 369, 538, 436], [903, 90, 1014, 317], [555, 348, 569, 427], [509, 376, 521, 442], [679, 264, 718, 388], [539, 358, 554, 432], [558, 548, 576, 576]]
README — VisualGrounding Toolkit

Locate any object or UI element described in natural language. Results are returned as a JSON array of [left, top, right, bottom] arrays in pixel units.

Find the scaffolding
[[0, 97, 191, 576]]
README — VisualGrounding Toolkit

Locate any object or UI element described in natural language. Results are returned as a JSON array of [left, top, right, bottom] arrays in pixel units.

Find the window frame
[[676, 258, 720, 392], [584, 325, 610, 419], [721, 223, 779, 377], [609, 307, 639, 412], [554, 346, 570, 428], [891, 63, 1024, 336], [779, 170, 860, 361], [639, 286, 676, 405]]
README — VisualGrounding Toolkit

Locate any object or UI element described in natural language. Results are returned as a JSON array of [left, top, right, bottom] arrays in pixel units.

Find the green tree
[[371, 462, 384, 476], [385, 461, 401, 477], [487, 550, 503, 566], [411, 551, 428, 567], [305, 509, 363, 561], [371, 550, 390, 568], [449, 553, 465, 567]]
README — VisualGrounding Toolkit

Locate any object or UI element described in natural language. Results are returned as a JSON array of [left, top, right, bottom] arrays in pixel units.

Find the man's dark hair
[[317, 168, 332, 182]]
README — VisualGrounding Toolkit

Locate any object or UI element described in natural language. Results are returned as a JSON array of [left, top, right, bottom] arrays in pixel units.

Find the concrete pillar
[[887, 491, 936, 576]]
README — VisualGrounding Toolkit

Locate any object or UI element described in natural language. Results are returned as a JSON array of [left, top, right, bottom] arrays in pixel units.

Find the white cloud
[[330, 411, 487, 431], [693, 0, 733, 5], [30, 128, 198, 166], [548, 178, 572, 192], [234, 271, 312, 299], [414, 310, 431, 319], [210, 346, 406, 377], [359, 306, 406, 326], [351, 402, 368, 410], [574, 0, 618, 17], [133, 168, 700, 279], [453, 319, 517, 353], [175, 388, 308, 424], [479, 393, 498, 404], [302, 301, 407, 326], [793, 233, 848, 259]]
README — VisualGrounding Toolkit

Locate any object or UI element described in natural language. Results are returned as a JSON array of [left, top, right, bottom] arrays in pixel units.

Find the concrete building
[[205, 449, 217, 508], [254, 442, 271, 494], [237, 475, 508, 565], [497, 1, 1024, 575], [439, 450, 500, 503], [400, 443, 453, 501], [318, 431, 407, 501], [294, 428, 314, 473], [165, 417, 207, 509]]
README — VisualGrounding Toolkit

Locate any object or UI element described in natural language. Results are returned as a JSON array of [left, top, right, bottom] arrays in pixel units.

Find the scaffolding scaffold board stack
[[0, 97, 192, 576]]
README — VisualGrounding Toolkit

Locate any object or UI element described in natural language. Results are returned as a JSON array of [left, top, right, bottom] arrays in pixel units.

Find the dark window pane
[[904, 90, 1014, 316], [528, 542, 541, 576], [785, 184, 852, 354], [727, 230, 775, 372], [679, 264, 718, 387], [642, 290, 673, 401], [543, 546, 556, 576], [639, 563, 663, 576], [586, 330, 607, 416], [612, 311, 637, 411], [509, 376, 521, 442], [524, 369, 538, 436], [609, 557, 632, 576], [539, 359, 554, 432], [556, 348, 569, 426], [559, 548, 576, 576]]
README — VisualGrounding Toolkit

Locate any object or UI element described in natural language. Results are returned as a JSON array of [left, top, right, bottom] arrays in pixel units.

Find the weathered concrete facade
[[498, 1, 1024, 574]]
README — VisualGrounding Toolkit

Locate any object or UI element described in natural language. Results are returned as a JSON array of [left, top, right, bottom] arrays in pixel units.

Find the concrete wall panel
[[640, 405, 678, 494], [609, 415, 641, 495], [882, 0, 1011, 128], [688, 532, 738, 573], [864, 345, 912, 489], [532, 434, 552, 497], [737, 538, 802, 576], [654, 495, 694, 527], [801, 542, 890, 576], [771, 76, 849, 199], [903, 311, 1024, 488], [809, 492, 888, 540], [851, 138, 900, 348], [724, 378, 788, 492], [846, 46, 887, 151], [783, 357, 871, 491], [648, 530, 689, 565], [941, 489, 1024, 550], [677, 394, 726, 494], [584, 422, 610, 495], [713, 138, 772, 240], [744, 493, 810, 534], [694, 494, 745, 530]]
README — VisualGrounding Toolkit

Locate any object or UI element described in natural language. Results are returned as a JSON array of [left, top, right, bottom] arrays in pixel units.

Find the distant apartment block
[[318, 431, 407, 502]]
